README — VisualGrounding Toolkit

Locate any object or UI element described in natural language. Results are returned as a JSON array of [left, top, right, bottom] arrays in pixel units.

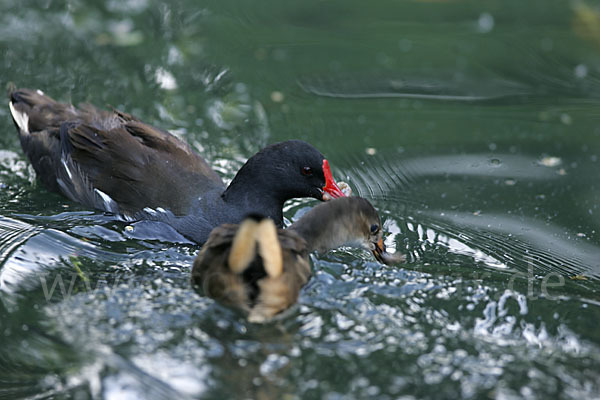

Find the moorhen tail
[[8, 88, 346, 243]]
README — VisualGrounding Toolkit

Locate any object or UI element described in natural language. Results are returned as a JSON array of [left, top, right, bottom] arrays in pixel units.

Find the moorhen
[[7, 88, 346, 244], [191, 196, 405, 322]]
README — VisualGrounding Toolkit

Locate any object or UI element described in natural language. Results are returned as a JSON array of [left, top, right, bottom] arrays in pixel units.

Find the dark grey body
[[8, 89, 330, 244]]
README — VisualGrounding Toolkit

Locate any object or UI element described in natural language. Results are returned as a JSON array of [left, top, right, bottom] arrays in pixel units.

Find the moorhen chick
[[7, 88, 346, 244], [191, 196, 405, 322]]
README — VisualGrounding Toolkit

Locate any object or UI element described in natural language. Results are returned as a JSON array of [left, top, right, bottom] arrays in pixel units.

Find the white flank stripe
[[61, 159, 73, 179], [143, 207, 156, 215], [122, 214, 135, 222], [8, 101, 29, 134], [94, 189, 115, 210]]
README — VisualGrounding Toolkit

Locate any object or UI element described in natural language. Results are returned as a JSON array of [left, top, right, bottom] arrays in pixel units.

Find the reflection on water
[[347, 152, 600, 282], [1, 0, 600, 398]]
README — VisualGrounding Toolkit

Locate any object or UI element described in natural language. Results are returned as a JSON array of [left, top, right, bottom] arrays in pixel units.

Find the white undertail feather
[[228, 219, 259, 274], [8, 101, 29, 134], [94, 189, 116, 211], [256, 220, 283, 278], [36, 89, 44, 95]]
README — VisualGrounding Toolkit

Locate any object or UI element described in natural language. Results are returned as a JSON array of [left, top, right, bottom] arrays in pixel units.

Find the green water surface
[[1, 0, 600, 399]]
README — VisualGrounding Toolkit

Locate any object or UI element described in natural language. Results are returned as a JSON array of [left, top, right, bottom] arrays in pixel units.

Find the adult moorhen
[[191, 197, 405, 322], [7, 88, 346, 244]]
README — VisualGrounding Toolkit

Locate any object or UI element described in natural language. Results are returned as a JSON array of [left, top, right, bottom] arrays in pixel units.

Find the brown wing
[[9, 88, 225, 216], [248, 252, 311, 322], [247, 228, 311, 322], [62, 119, 224, 215], [190, 224, 252, 311], [191, 223, 312, 322]]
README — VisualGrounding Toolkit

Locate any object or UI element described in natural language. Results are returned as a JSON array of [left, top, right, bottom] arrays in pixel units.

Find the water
[[1, 0, 600, 398]]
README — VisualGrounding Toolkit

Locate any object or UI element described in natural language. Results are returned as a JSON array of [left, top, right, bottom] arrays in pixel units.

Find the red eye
[[302, 166, 313, 176]]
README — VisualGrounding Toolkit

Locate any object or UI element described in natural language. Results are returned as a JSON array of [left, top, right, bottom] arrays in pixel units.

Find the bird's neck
[[221, 179, 284, 226], [289, 208, 356, 253]]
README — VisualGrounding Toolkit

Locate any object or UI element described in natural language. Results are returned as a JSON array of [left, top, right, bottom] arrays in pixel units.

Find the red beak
[[322, 159, 346, 200]]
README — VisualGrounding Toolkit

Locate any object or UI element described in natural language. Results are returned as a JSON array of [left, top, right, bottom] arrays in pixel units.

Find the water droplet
[[478, 13, 495, 33], [538, 156, 562, 167], [270, 91, 284, 103], [155, 67, 177, 90], [574, 64, 588, 79], [560, 114, 572, 125]]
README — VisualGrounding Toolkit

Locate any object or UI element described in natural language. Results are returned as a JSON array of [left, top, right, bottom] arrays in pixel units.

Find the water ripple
[[298, 74, 531, 102]]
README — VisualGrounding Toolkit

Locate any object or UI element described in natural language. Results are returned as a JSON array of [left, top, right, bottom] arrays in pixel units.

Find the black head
[[225, 140, 345, 203]]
